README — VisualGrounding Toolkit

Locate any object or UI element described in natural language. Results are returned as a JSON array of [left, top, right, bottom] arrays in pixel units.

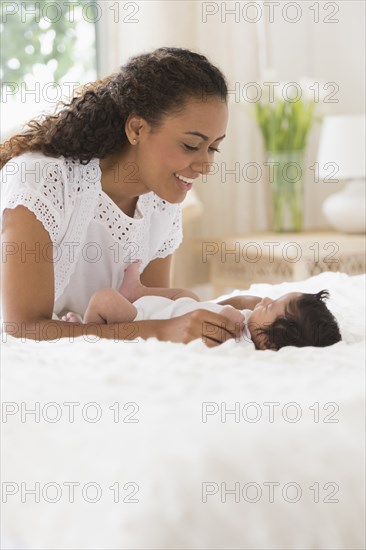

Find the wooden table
[[205, 231, 366, 295]]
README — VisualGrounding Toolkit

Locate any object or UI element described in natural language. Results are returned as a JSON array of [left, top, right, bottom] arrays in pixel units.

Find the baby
[[61, 261, 341, 350]]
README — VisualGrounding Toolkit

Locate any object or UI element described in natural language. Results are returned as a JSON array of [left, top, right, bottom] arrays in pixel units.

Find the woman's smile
[[174, 172, 196, 192]]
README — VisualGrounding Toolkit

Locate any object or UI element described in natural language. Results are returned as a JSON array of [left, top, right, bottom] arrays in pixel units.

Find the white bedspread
[[1, 272, 365, 549]]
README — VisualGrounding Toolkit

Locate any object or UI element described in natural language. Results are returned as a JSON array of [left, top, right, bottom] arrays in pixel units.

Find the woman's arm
[[1, 205, 55, 326], [3, 309, 242, 347], [140, 255, 173, 287], [139, 255, 199, 300], [2, 208, 240, 345]]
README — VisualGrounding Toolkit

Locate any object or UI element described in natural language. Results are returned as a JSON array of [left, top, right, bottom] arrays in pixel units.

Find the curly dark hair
[[253, 289, 342, 350], [0, 47, 228, 168]]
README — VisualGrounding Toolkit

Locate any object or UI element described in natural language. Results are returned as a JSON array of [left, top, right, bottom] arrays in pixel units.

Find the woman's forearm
[[2, 318, 167, 342], [2, 308, 244, 346]]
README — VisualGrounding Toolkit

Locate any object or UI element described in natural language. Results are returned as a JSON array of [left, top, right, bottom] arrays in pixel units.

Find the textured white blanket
[[1, 272, 365, 549]]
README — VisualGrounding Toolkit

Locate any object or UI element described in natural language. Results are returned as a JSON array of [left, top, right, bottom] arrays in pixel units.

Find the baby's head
[[248, 289, 341, 351]]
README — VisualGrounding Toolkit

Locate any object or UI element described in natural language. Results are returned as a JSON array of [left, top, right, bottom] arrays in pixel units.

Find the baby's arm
[[216, 295, 262, 310], [156, 287, 200, 301]]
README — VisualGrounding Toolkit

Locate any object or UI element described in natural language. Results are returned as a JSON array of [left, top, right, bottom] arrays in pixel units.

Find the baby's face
[[248, 292, 302, 349]]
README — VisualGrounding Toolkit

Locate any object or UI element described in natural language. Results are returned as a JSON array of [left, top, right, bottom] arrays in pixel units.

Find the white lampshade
[[317, 114, 366, 233], [317, 115, 365, 180]]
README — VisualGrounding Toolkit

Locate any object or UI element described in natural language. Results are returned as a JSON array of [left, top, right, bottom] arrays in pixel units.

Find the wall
[[265, 0, 365, 230], [98, 0, 365, 238]]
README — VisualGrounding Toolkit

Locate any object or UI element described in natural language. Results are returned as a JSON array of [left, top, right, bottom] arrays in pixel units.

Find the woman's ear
[[125, 114, 149, 144]]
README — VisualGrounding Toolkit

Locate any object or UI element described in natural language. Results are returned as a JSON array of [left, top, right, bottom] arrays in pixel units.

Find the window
[[0, 0, 98, 139]]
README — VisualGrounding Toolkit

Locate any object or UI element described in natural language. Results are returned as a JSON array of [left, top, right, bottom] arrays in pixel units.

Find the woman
[[1, 47, 241, 346]]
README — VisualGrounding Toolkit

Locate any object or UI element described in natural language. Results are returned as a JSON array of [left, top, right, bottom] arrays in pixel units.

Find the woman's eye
[[183, 144, 199, 151], [183, 144, 221, 153]]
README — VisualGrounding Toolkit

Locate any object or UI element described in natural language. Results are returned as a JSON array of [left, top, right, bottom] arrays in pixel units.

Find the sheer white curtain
[[96, 0, 267, 237], [96, 0, 366, 238]]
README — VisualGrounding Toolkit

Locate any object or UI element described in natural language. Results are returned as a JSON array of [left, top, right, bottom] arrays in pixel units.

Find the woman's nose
[[261, 297, 273, 306], [190, 153, 213, 176]]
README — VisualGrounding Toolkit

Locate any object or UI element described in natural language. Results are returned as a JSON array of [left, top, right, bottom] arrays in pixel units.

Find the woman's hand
[[156, 309, 243, 347]]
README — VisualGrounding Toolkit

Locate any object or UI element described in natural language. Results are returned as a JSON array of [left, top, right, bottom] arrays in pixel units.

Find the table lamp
[[317, 115, 365, 233]]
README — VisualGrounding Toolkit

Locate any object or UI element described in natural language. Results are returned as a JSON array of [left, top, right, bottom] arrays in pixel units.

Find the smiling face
[[248, 292, 303, 349], [131, 96, 228, 203]]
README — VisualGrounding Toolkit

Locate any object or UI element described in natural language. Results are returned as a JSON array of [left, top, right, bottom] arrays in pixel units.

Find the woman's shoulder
[[1, 151, 101, 196], [2, 150, 64, 175], [1, 152, 102, 239], [1, 151, 64, 191]]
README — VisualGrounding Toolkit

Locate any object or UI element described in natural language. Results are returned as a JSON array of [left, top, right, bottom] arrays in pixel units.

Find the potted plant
[[254, 91, 317, 232]]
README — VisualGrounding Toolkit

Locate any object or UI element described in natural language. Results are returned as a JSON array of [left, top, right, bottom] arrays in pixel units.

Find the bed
[[1, 271, 365, 549]]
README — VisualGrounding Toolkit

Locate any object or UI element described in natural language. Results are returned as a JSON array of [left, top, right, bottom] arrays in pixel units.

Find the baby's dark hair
[[254, 290, 342, 350]]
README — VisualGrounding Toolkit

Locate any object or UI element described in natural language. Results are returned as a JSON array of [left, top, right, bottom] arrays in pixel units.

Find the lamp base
[[322, 180, 366, 233]]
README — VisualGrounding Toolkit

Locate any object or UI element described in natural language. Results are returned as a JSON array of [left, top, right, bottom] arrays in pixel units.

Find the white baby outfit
[[1, 152, 182, 318], [133, 296, 254, 347]]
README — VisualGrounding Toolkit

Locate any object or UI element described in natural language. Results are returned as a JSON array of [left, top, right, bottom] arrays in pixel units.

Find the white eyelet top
[[1, 152, 183, 317]]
